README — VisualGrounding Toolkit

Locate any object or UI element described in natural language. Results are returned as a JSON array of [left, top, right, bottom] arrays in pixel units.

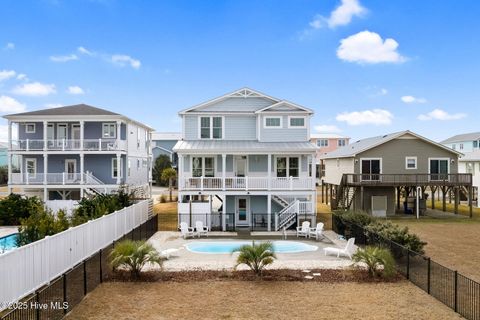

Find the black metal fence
[[0, 215, 158, 320], [332, 214, 480, 320]]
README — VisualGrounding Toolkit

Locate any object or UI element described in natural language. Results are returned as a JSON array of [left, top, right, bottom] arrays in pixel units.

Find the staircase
[[272, 195, 289, 208], [335, 175, 356, 210], [275, 200, 299, 231]]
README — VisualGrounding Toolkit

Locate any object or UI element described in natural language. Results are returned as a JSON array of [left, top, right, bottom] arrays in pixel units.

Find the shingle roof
[[6, 104, 119, 117], [440, 132, 480, 144], [173, 140, 317, 153]]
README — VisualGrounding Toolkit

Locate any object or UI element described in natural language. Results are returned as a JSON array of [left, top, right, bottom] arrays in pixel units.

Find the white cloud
[[0, 70, 16, 81], [401, 95, 427, 104], [12, 82, 56, 96], [4, 43, 14, 50], [417, 109, 466, 121], [308, 0, 366, 31], [16, 74, 27, 81], [50, 54, 78, 62], [336, 109, 393, 125], [337, 31, 406, 64], [44, 103, 62, 109], [0, 95, 27, 113], [111, 55, 141, 69], [67, 86, 84, 95], [314, 124, 342, 133], [77, 46, 94, 56]]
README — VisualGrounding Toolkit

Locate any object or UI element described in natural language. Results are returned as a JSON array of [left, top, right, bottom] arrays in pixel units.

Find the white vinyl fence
[[45, 200, 79, 216], [0, 200, 150, 308]]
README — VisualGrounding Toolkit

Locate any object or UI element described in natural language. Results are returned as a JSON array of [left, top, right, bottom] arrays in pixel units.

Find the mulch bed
[[107, 269, 403, 283]]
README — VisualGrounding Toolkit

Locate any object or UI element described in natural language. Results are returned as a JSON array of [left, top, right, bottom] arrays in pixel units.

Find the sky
[[0, 0, 479, 142]]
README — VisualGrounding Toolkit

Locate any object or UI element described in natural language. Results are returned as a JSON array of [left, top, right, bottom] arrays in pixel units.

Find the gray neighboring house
[[4, 104, 153, 202], [173, 87, 317, 231], [152, 132, 181, 167], [320, 130, 473, 216]]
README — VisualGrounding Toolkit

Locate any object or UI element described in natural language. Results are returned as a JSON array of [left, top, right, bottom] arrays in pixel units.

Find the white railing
[[0, 200, 150, 309], [298, 201, 314, 214], [10, 139, 127, 151], [180, 176, 314, 191], [275, 200, 299, 230], [10, 172, 104, 185]]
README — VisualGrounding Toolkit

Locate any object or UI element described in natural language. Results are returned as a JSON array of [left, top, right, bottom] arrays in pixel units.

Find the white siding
[[323, 158, 354, 185]]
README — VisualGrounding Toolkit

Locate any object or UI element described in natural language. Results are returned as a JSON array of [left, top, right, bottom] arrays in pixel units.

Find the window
[[103, 123, 116, 139], [316, 139, 328, 147], [128, 160, 131, 176], [192, 156, 215, 177], [460, 143, 464, 150], [289, 157, 299, 177], [474, 141, 478, 148], [338, 139, 346, 147], [200, 116, 223, 139], [25, 123, 36, 133], [276, 156, 299, 177], [137, 159, 140, 169], [112, 158, 123, 178], [452, 144, 456, 150], [405, 157, 417, 169], [137, 128, 141, 148], [26, 158, 36, 177], [429, 158, 449, 180], [264, 117, 282, 128], [288, 116, 305, 128], [361, 159, 381, 181], [466, 162, 475, 175]]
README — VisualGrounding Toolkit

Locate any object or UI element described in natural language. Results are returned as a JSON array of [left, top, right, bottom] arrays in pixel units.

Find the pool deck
[[146, 231, 355, 271], [0, 226, 18, 239]]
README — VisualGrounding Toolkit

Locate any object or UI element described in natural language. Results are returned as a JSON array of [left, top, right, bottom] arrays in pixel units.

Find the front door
[[235, 157, 247, 177], [72, 125, 81, 149], [65, 159, 77, 182], [236, 197, 249, 226]]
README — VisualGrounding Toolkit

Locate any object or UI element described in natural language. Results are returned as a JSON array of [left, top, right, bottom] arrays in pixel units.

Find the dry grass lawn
[[396, 219, 480, 282], [66, 281, 460, 320]]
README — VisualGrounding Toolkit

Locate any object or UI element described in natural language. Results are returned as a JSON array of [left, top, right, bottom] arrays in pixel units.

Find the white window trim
[[197, 116, 224, 139], [316, 139, 329, 147], [112, 157, 123, 179], [338, 139, 346, 147], [191, 156, 216, 177], [428, 157, 450, 175], [56, 123, 68, 141], [405, 156, 418, 170], [233, 155, 249, 177], [26, 158, 37, 178], [359, 158, 383, 174], [263, 116, 283, 129], [287, 116, 306, 128], [103, 123, 117, 139], [274, 155, 300, 177], [25, 123, 36, 134]]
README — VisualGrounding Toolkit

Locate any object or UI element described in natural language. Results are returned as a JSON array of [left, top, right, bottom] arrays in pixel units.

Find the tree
[[0, 194, 44, 226], [234, 241, 276, 276], [110, 240, 163, 279], [16, 209, 70, 246], [352, 246, 396, 278], [161, 167, 177, 202], [153, 155, 172, 186]]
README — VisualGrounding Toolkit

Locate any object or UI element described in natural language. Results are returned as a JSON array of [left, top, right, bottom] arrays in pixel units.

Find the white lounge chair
[[195, 221, 209, 238], [160, 248, 179, 259], [296, 221, 310, 238], [324, 237, 356, 259], [180, 222, 195, 239], [308, 222, 324, 241]]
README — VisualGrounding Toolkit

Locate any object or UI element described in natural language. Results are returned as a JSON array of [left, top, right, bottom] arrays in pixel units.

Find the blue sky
[[0, 0, 479, 142]]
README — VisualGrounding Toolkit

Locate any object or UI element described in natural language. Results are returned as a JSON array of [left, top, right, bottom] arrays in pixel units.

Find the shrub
[[110, 240, 163, 279], [152, 155, 172, 186], [336, 210, 375, 227], [16, 208, 70, 246], [234, 241, 276, 276], [159, 195, 166, 203], [0, 194, 44, 226], [352, 246, 396, 278], [366, 221, 427, 254]]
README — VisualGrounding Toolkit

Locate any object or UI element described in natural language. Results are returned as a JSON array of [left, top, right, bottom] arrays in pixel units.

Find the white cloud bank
[[310, 0, 366, 29], [50, 54, 79, 62], [337, 31, 406, 64], [12, 82, 56, 96], [314, 124, 342, 133], [0, 95, 26, 113], [111, 55, 141, 69], [417, 109, 466, 121], [0, 70, 16, 81], [67, 86, 85, 95], [336, 109, 393, 125], [401, 95, 427, 104]]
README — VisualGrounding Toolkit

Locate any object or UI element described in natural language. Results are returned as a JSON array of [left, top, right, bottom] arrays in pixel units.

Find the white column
[[267, 194, 272, 231], [178, 155, 183, 190], [221, 194, 226, 231], [311, 154, 316, 190], [80, 154, 84, 184], [44, 188, 47, 201], [267, 153, 272, 190], [116, 154, 121, 184], [43, 121, 48, 151], [80, 187, 84, 199], [80, 120, 84, 150], [19, 155, 23, 183], [222, 154, 226, 191], [7, 154, 12, 194], [116, 120, 122, 147], [7, 121, 12, 186], [43, 154, 48, 185]]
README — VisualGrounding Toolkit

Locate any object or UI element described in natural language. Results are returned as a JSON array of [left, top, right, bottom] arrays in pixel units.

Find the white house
[[173, 88, 317, 231]]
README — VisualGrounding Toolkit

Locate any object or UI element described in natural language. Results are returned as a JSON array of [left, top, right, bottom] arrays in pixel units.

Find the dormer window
[[288, 116, 306, 128], [264, 116, 282, 128], [200, 116, 223, 139]]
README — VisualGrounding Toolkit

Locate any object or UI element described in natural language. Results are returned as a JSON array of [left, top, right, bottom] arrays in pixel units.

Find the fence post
[[35, 291, 40, 320], [83, 261, 87, 295], [406, 250, 410, 280], [427, 257, 431, 294], [63, 273, 68, 314], [99, 249, 103, 283], [454, 270, 458, 312]]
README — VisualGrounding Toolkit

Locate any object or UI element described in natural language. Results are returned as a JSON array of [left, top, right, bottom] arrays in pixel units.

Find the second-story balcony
[[10, 172, 106, 185], [180, 176, 315, 191], [10, 139, 127, 152]]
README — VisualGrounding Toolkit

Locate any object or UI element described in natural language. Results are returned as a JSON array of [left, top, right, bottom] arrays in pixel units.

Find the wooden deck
[[342, 173, 472, 187]]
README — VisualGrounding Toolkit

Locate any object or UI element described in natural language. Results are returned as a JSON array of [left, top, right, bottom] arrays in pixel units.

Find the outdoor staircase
[[275, 200, 300, 231], [335, 174, 356, 210], [272, 195, 290, 208]]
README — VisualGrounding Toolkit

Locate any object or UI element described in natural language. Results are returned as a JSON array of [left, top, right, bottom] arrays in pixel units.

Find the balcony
[[10, 172, 105, 185], [342, 174, 472, 187], [180, 176, 315, 191], [10, 139, 127, 152]]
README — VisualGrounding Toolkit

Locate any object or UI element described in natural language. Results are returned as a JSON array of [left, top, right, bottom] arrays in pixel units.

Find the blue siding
[[19, 122, 43, 140], [248, 155, 268, 172], [184, 115, 198, 140], [84, 154, 125, 184], [224, 116, 256, 140], [195, 97, 273, 112], [18, 121, 126, 140], [260, 115, 308, 142]]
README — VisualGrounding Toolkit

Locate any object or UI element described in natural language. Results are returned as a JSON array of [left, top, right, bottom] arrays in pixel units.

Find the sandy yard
[[66, 281, 460, 320]]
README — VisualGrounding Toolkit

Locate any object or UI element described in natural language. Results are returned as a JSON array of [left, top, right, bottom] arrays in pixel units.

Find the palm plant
[[234, 241, 276, 276], [352, 246, 396, 278], [161, 167, 177, 202], [110, 240, 163, 279]]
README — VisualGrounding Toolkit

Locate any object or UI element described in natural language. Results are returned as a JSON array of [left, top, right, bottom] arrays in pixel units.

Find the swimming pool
[[0, 233, 19, 254], [185, 240, 318, 254]]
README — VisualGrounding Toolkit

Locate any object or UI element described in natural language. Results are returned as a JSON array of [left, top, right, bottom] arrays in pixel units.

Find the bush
[[335, 210, 375, 227], [352, 246, 396, 278], [234, 241, 276, 276], [110, 240, 163, 279], [16, 208, 70, 246], [159, 195, 166, 203], [366, 221, 427, 254], [0, 194, 44, 226], [153, 155, 172, 186]]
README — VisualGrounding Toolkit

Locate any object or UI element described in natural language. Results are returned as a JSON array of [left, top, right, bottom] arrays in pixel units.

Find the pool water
[[0, 233, 19, 254], [185, 240, 318, 254]]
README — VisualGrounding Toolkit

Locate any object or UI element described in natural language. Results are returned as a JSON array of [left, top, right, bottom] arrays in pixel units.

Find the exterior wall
[[154, 140, 177, 151], [125, 156, 149, 186], [19, 122, 44, 140], [127, 122, 149, 157], [224, 195, 285, 214], [183, 115, 257, 140], [459, 160, 480, 190], [259, 114, 308, 142], [84, 154, 126, 184], [0, 148, 7, 167], [354, 136, 459, 174], [353, 187, 396, 215], [18, 121, 126, 140], [194, 97, 273, 112], [444, 141, 477, 153], [323, 157, 355, 185]]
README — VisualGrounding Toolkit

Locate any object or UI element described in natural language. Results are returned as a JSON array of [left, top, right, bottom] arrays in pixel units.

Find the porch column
[[7, 121, 12, 185], [80, 120, 84, 150], [267, 153, 272, 190], [222, 154, 226, 191], [43, 154, 48, 185], [43, 121, 48, 151], [7, 120, 12, 151], [454, 187, 459, 214], [80, 187, 84, 199], [44, 188, 47, 200], [116, 154, 121, 184], [80, 154, 84, 184], [116, 120, 122, 145], [468, 185, 473, 218], [178, 155, 183, 190], [311, 154, 316, 189], [267, 194, 271, 231], [221, 194, 226, 231], [360, 186, 364, 211]]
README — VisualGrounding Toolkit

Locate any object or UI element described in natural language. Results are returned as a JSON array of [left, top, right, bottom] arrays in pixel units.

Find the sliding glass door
[[430, 159, 449, 180], [361, 159, 381, 181]]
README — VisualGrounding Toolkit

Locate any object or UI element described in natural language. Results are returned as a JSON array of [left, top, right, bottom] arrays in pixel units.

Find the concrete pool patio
[[146, 231, 354, 271]]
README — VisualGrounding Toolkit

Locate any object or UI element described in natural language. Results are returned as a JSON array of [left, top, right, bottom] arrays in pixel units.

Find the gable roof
[[255, 100, 313, 114], [320, 130, 461, 159], [440, 132, 480, 144], [5, 104, 119, 117]]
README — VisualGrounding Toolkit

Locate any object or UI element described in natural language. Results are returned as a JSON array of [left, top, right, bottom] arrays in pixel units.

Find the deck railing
[[10, 139, 127, 151], [343, 173, 472, 186], [180, 176, 315, 191], [10, 172, 104, 185]]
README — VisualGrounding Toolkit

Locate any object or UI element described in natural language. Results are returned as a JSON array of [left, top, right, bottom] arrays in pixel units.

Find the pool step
[[236, 228, 251, 238]]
